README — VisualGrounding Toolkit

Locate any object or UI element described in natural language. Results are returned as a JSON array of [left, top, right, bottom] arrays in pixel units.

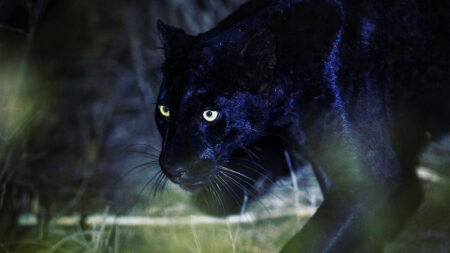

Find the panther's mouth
[[175, 142, 266, 189], [173, 169, 219, 192], [174, 156, 247, 192], [179, 183, 204, 192], [178, 177, 215, 192]]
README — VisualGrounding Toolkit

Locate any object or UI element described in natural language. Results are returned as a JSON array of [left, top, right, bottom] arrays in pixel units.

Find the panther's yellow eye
[[159, 105, 170, 117], [203, 110, 219, 122]]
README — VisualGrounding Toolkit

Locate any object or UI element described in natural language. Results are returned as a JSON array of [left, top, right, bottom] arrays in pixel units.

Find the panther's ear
[[156, 19, 193, 58], [237, 29, 277, 93]]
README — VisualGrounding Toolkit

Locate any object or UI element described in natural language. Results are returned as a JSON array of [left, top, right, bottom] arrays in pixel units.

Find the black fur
[[155, 0, 449, 252]]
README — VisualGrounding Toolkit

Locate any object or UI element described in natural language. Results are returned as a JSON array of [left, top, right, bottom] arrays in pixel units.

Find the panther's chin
[[179, 183, 207, 192], [177, 175, 216, 192]]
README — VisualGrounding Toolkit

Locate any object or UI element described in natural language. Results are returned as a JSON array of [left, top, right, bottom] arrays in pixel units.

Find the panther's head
[[155, 20, 294, 203]]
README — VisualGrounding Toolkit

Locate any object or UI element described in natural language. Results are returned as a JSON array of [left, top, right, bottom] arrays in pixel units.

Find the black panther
[[154, 0, 449, 252]]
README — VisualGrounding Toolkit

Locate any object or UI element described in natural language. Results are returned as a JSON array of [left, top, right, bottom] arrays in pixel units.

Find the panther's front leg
[[281, 120, 423, 252], [281, 179, 421, 252]]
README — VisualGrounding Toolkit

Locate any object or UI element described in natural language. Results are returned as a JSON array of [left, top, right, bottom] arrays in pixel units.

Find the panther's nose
[[162, 159, 217, 187], [162, 164, 186, 183], [171, 169, 186, 184]]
